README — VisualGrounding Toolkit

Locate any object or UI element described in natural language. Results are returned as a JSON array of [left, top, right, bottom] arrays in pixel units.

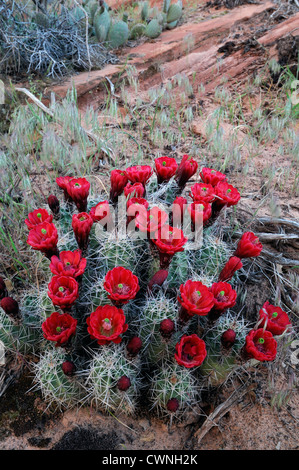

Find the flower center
[[227, 189, 232, 194], [118, 284, 123, 289], [162, 161, 166, 166], [102, 318, 112, 331], [272, 311, 278, 318], [37, 212, 42, 218], [75, 183, 81, 187], [41, 228, 47, 234], [219, 290, 225, 297], [58, 286, 64, 292], [79, 217, 86, 221], [56, 326, 61, 333], [257, 337, 265, 344], [149, 215, 154, 220], [65, 262, 71, 266], [202, 187, 207, 191]]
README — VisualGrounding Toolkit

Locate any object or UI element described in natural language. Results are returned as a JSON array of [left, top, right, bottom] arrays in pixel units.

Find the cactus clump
[[129, 23, 146, 40], [107, 21, 129, 49], [167, 3, 183, 24], [94, 8, 111, 42], [145, 19, 163, 39]]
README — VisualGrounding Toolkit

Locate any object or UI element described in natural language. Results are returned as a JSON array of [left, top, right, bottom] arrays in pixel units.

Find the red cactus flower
[[0, 277, 8, 300], [167, 397, 180, 412], [72, 212, 93, 250], [242, 328, 277, 362], [42, 311, 77, 348], [135, 206, 168, 236], [25, 208, 53, 230], [171, 196, 187, 227], [27, 221, 59, 259], [0, 297, 19, 319], [175, 334, 207, 368], [213, 181, 241, 211], [190, 182, 215, 204], [124, 182, 145, 199], [103, 266, 140, 305], [147, 269, 168, 292], [221, 329, 236, 349], [160, 318, 175, 339], [154, 156, 178, 184], [66, 177, 90, 212], [117, 375, 131, 391], [126, 165, 153, 187], [56, 176, 74, 202], [126, 197, 149, 227], [62, 360, 76, 376], [86, 304, 128, 345], [218, 256, 243, 282], [178, 280, 215, 319], [152, 224, 187, 269], [50, 250, 87, 278], [47, 195, 60, 217], [234, 231, 263, 259], [188, 201, 212, 227], [110, 169, 128, 203], [89, 200, 112, 227], [48, 275, 79, 310], [175, 154, 198, 188], [258, 301, 291, 336], [208, 282, 237, 321], [127, 336, 142, 356], [200, 167, 227, 187]]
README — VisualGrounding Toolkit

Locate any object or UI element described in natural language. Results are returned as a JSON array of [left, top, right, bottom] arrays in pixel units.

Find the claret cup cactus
[[0, 155, 293, 420]]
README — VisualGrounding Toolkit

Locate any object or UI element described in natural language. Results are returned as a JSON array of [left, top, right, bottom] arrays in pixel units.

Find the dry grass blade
[[15, 87, 116, 164]]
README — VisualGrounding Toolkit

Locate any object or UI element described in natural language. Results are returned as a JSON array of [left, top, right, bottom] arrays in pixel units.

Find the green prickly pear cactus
[[94, 8, 111, 42], [145, 19, 162, 39], [107, 21, 129, 49]]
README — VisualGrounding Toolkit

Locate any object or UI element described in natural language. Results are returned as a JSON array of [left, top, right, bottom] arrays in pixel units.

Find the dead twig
[[194, 381, 254, 444]]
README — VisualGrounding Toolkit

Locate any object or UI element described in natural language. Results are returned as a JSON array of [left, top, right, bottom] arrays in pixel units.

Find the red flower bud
[[110, 169, 128, 203], [47, 195, 60, 217], [117, 375, 131, 391], [127, 336, 142, 357], [147, 270, 168, 292], [61, 360, 76, 376], [171, 196, 187, 227], [0, 297, 19, 319], [175, 154, 198, 188], [234, 232, 263, 259], [160, 318, 175, 339], [56, 176, 74, 203], [218, 256, 243, 282], [0, 277, 8, 300], [72, 212, 93, 251], [166, 398, 180, 413], [221, 329, 236, 349]]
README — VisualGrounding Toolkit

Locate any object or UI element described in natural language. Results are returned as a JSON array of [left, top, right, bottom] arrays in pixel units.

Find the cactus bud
[[61, 360, 76, 376], [160, 318, 175, 339], [166, 397, 179, 412], [117, 375, 131, 391], [48, 195, 60, 217], [0, 297, 19, 319], [127, 336, 142, 357], [221, 329, 236, 349]]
